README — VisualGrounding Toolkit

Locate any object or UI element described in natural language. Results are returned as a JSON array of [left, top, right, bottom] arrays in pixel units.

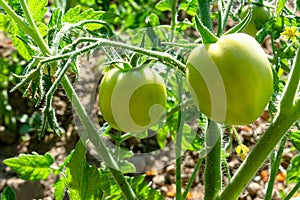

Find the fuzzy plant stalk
[[175, 74, 183, 200], [204, 120, 222, 200], [170, 0, 178, 42], [217, 47, 300, 200]]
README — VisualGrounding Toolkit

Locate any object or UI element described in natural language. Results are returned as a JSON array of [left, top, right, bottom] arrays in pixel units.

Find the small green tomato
[[98, 67, 166, 132], [240, 4, 274, 36]]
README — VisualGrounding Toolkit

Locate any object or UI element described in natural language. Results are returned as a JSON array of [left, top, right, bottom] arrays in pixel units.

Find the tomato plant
[[98, 67, 166, 133], [0, 0, 300, 200], [240, 3, 274, 36], [186, 33, 273, 125]]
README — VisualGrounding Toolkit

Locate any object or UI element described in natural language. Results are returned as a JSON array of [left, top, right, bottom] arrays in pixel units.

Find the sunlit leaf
[[155, 0, 172, 11], [65, 140, 102, 200], [53, 178, 65, 200], [179, 0, 198, 16], [286, 154, 300, 184], [276, 0, 287, 15], [63, 5, 104, 24], [289, 131, 300, 152], [28, 0, 48, 22], [3, 152, 54, 181]]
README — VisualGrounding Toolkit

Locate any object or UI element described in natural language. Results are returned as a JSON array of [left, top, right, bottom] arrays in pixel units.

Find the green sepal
[[195, 16, 218, 44]]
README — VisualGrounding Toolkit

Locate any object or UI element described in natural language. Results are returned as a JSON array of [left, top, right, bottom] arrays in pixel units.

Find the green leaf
[[65, 140, 102, 200], [118, 160, 136, 174], [155, 0, 172, 11], [130, 175, 164, 200], [53, 178, 65, 200], [48, 8, 63, 29], [181, 123, 199, 150], [0, 186, 16, 200], [101, 173, 163, 200], [157, 125, 169, 148], [195, 16, 218, 44], [112, 148, 136, 173], [99, 11, 119, 24], [276, 0, 287, 16], [62, 5, 104, 24], [28, 0, 48, 22], [224, 7, 252, 35], [0, 13, 9, 30], [179, 0, 198, 16], [146, 13, 160, 27], [3, 152, 54, 181], [289, 131, 300, 152], [37, 22, 48, 37], [9, 19, 34, 60], [287, 154, 300, 184], [176, 19, 193, 31]]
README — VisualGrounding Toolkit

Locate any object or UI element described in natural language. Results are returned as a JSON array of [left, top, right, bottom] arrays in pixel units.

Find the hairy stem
[[175, 74, 183, 200], [198, 0, 212, 31], [265, 135, 287, 200], [280, 48, 300, 112], [182, 157, 203, 199], [204, 120, 222, 200], [221, 0, 234, 34], [40, 37, 186, 73], [170, 0, 177, 42], [19, 0, 52, 55]]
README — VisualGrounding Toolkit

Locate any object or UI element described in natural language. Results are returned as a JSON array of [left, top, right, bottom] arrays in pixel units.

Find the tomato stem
[[175, 74, 183, 200], [284, 181, 300, 200], [40, 37, 186, 74], [198, 0, 212, 31], [19, 0, 52, 55], [204, 120, 222, 200], [170, 0, 178, 42], [280, 48, 300, 113], [221, 0, 234, 35], [265, 135, 287, 200], [182, 157, 203, 199]]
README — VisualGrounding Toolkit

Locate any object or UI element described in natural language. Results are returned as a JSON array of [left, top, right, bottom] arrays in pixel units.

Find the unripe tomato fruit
[[186, 33, 273, 125], [240, 4, 274, 36], [98, 67, 166, 132]]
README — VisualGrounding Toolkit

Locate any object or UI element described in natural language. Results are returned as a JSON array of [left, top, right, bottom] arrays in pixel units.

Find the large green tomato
[[240, 4, 274, 36], [186, 33, 273, 125], [98, 67, 166, 132]]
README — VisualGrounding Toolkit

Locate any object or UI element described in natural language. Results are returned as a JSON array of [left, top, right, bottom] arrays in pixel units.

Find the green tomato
[[98, 67, 166, 132], [240, 4, 274, 36], [186, 33, 273, 125]]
